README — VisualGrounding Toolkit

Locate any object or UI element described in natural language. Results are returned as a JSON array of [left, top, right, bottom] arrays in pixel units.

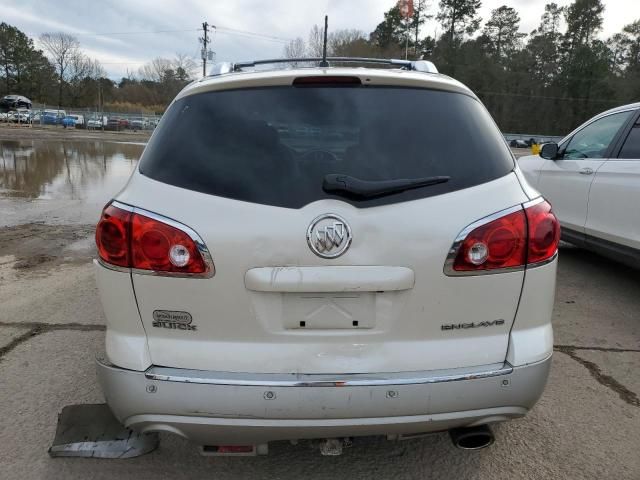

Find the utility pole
[[200, 22, 210, 77]]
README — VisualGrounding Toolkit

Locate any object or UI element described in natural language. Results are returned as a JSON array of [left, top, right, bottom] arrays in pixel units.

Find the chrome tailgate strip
[[143, 363, 513, 387]]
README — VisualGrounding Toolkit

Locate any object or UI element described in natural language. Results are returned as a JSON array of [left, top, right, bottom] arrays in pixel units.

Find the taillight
[[450, 209, 527, 272], [95, 205, 131, 267], [95, 202, 213, 277], [131, 212, 207, 273], [446, 199, 559, 275], [526, 201, 561, 264]]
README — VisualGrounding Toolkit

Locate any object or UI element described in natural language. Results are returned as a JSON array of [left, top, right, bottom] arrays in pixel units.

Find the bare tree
[[328, 29, 367, 56], [173, 53, 198, 81], [139, 57, 173, 82], [284, 28, 369, 63], [308, 25, 325, 57], [283, 37, 307, 65], [39, 32, 80, 107], [66, 54, 105, 105]]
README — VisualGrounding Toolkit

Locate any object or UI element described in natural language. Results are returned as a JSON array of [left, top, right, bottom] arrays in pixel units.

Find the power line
[[45, 25, 290, 43], [98, 61, 148, 65], [73, 28, 201, 37], [214, 26, 292, 43]]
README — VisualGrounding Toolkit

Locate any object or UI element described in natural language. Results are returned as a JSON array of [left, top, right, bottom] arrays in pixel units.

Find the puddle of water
[[0, 140, 142, 201]]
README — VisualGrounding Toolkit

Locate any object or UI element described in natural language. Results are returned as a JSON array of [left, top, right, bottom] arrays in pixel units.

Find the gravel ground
[[0, 139, 638, 479], [0, 123, 151, 142]]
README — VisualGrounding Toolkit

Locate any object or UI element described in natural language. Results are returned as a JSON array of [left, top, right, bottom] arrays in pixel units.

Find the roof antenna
[[319, 15, 329, 67]]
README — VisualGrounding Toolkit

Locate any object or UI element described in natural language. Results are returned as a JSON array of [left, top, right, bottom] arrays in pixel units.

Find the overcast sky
[[2, 0, 638, 80]]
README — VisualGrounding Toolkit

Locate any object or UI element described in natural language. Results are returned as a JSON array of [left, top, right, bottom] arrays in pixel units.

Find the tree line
[[0, 24, 197, 113], [2, 1, 639, 133], [284, 0, 640, 134]]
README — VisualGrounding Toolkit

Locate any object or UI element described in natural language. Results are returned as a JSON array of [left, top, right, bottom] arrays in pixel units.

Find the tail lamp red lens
[[451, 200, 560, 273], [95, 204, 210, 275], [453, 209, 527, 272], [95, 205, 131, 267], [526, 201, 561, 264]]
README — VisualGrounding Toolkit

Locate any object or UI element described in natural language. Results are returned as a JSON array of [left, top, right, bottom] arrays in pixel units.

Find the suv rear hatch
[[117, 75, 527, 374]]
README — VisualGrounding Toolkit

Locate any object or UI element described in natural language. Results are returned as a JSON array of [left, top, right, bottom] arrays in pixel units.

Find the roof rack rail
[[207, 57, 438, 77]]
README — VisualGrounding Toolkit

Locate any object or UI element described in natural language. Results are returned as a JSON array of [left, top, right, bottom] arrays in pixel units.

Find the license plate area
[[283, 292, 375, 329]]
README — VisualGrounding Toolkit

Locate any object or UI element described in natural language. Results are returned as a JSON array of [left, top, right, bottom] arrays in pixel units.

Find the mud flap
[[48, 404, 159, 459]]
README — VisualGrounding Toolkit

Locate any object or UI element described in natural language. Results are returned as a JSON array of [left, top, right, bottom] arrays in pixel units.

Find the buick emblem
[[307, 214, 352, 259]]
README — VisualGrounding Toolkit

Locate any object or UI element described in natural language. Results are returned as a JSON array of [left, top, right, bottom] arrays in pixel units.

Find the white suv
[[519, 103, 640, 268], [94, 58, 560, 454]]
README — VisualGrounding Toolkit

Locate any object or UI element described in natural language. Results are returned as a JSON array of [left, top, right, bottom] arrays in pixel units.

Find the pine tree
[[483, 6, 526, 62]]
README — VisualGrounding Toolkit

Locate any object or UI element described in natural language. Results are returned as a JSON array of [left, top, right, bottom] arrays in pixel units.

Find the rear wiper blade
[[323, 174, 450, 199]]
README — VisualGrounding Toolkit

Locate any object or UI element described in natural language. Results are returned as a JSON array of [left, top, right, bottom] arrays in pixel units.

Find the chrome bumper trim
[[141, 362, 513, 387]]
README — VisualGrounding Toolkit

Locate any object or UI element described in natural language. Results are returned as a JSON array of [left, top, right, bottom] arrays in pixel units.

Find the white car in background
[[87, 115, 108, 129], [8, 109, 31, 123], [519, 103, 640, 268], [129, 117, 149, 130], [94, 58, 560, 455]]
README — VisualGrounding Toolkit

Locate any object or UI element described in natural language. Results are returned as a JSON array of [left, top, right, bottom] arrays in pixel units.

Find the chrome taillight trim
[[528, 251, 559, 269], [99, 200, 216, 278], [443, 203, 525, 277], [443, 196, 557, 277], [522, 196, 545, 209], [96, 257, 130, 274]]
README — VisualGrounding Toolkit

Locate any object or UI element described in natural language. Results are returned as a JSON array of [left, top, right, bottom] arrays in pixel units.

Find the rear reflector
[[95, 203, 213, 277], [199, 444, 266, 456], [446, 199, 559, 275]]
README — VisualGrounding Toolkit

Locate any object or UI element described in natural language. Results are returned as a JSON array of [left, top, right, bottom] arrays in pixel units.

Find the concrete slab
[[0, 326, 31, 349], [553, 245, 640, 350], [574, 350, 640, 402], [0, 262, 105, 325]]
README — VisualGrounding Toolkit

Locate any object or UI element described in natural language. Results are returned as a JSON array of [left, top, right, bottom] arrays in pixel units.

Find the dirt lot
[[0, 123, 152, 142], [0, 138, 638, 479]]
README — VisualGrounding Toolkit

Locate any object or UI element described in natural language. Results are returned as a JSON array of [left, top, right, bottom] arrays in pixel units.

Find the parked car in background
[[41, 109, 66, 125], [8, 109, 31, 123], [87, 115, 108, 129], [62, 116, 76, 128], [0, 94, 32, 111], [129, 117, 149, 130], [519, 102, 640, 268], [0, 112, 9, 122], [66, 114, 85, 128], [510, 139, 529, 148], [106, 117, 127, 131], [95, 58, 560, 454]]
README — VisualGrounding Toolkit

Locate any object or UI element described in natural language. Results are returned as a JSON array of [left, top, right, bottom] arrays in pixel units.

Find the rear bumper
[[97, 356, 551, 445]]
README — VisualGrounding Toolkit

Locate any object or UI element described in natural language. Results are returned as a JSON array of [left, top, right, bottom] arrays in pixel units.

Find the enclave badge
[[152, 310, 197, 331], [441, 319, 505, 330]]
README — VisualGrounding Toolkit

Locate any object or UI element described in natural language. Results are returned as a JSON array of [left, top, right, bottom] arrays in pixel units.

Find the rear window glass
[[619, 125, 640, 159], [139, 86, 514, 208]]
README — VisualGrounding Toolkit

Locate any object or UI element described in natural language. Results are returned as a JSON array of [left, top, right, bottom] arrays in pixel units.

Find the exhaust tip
[[449, 424, 495, 450]]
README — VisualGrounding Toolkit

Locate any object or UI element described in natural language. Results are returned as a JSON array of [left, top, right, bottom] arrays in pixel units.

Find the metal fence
[[29, 103, 163, 128], [503, 133, 564, 144]]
